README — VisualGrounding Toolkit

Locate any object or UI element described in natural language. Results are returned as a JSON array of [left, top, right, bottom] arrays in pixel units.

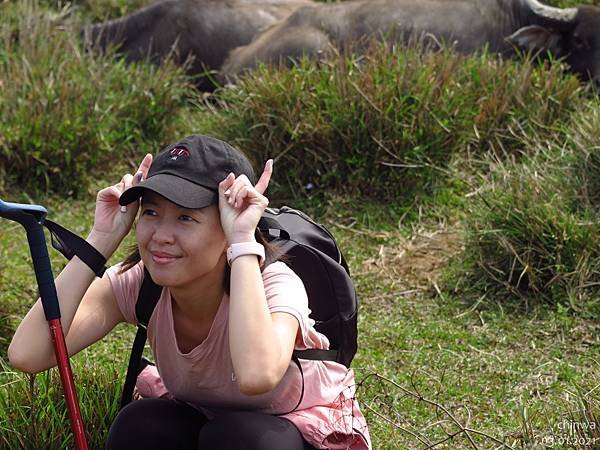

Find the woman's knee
[[197, 412, 310, 450], [105, 398, 206, 450]]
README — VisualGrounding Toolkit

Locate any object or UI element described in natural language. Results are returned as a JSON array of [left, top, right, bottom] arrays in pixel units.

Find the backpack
[[120, 206, 359, 410]]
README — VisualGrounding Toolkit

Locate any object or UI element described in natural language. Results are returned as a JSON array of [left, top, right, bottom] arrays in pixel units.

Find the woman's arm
[[218, 159, 300, 395], [8, 154, 153, 374], [228, 255, 299, 395], [8, 238, 124, 373]]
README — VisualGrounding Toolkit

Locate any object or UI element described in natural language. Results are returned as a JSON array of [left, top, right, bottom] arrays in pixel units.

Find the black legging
[[105, 398, 317, 450]]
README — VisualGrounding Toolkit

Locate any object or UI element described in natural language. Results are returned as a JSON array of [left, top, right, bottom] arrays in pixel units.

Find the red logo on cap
[[170, 147, 190, 160]]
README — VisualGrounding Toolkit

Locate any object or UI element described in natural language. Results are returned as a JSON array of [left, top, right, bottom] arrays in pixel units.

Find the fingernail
[[224, 189, 231, 196], [120, 205, 127, 213]]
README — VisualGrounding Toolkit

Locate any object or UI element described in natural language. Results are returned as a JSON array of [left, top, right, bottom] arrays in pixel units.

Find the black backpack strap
[[258, 216, 290, 240], [274, 349, 343, 415], [43, 219, 107, 277], [135, 269, 163, 327], [292, 348, 339, 361], [274, 350, 342, 416], [274, 356, 305, 416], [120, 325, 149, 409], [120, 269, 162, 409]]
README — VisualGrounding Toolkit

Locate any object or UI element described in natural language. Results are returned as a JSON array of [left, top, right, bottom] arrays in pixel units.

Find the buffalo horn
[[525, 0, 577, 22]]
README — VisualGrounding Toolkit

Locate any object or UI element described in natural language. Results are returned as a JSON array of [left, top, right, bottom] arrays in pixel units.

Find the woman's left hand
[[218, 159, 273, 244]]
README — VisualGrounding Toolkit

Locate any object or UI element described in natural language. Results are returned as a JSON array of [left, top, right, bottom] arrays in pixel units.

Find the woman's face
[[136, 192, 227, 288]]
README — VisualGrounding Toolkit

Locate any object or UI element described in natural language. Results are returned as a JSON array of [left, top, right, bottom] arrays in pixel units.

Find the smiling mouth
[[151, 252, 180, 264]]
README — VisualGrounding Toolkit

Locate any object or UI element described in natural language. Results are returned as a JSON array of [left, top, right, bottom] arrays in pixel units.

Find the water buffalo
[[221, 0, 600, 85], [81, 0, 312, 90]]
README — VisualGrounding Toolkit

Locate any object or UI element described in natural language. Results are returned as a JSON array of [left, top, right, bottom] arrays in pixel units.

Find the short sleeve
[[262, 261, 330, 350], [105, 261, 144, 325]]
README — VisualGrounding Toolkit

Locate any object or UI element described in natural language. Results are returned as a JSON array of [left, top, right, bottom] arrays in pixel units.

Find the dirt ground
[[359, 225, 464, 292]]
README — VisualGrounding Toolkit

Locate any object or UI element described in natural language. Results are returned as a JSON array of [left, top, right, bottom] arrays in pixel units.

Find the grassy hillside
[[1, 1, 599, 448]]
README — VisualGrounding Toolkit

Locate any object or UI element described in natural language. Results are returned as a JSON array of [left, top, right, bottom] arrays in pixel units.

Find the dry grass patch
[[359, 224, 464, 292]]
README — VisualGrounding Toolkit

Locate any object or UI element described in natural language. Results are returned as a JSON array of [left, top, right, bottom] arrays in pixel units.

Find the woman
[[8, 135, 371, 450]]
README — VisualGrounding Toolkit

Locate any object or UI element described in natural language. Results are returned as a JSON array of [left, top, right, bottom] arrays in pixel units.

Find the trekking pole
[[0, 199, 89, 450]]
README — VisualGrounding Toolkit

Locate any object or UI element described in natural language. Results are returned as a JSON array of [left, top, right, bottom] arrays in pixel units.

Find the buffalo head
[[508, 0, 600, 85]]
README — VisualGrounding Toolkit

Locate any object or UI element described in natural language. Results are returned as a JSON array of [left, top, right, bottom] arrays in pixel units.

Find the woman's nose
[[151, 221, 175, 244]]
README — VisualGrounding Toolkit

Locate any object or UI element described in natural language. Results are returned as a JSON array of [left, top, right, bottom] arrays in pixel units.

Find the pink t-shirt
[[107, 261, 371, 450]]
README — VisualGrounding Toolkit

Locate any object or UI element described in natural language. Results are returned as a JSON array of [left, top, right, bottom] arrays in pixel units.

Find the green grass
[[38, 0, 152, 21], [333, 217, 600, 449], [0, 1, 194, 196]]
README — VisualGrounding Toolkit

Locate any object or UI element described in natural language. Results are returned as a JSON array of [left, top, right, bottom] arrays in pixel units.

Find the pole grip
[[26, 225, 61, 321]]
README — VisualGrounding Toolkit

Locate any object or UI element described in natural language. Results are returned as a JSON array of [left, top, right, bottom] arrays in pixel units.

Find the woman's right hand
[[90, 154, 153, 256]]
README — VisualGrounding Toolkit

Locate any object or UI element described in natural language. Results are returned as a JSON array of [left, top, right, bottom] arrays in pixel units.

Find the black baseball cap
[[119, 135, 256, 209]]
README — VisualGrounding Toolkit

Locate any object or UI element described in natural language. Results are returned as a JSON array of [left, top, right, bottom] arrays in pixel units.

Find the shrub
[[192, 42, 583, 203], [38, 0, 151, 21], [555, 0, 600, 7], [0, 1, 193, 196], [452, 112, 600, 314], [567, 102, 600, 212]]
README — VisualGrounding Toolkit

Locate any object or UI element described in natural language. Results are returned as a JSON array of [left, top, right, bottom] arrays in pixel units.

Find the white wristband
[[227, 242, 265, 266]]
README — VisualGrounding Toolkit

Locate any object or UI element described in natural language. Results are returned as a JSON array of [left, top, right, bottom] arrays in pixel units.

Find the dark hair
[[119, 227, 286, 295]]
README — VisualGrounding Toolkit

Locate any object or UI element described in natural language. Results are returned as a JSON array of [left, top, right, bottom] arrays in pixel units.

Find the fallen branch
[[356, 372, 515, 449]]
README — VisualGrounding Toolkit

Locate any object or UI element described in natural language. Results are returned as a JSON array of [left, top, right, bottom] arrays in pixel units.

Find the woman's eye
[[141, 209, 157, 216], [179, 215, 195, 222]]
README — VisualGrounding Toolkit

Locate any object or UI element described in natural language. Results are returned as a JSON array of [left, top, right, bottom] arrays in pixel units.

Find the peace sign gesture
[[90, 154, 153, 257], [218, 159, 273, 245]]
